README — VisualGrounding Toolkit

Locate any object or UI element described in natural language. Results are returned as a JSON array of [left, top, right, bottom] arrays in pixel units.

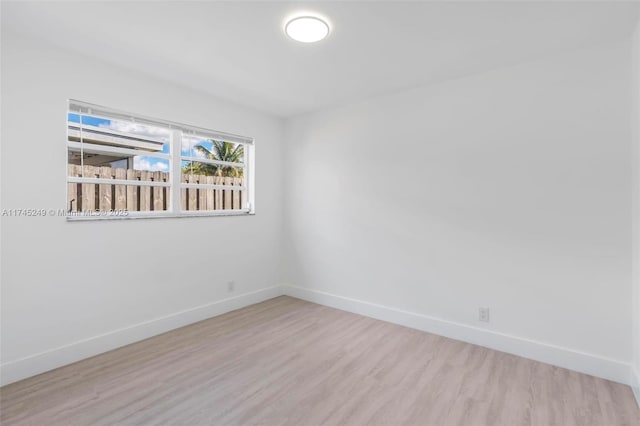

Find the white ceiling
[[3, 1, 639, 117]]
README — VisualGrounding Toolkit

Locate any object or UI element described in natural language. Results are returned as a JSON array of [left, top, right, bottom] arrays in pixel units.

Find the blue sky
[[69, 113, 214, 172]]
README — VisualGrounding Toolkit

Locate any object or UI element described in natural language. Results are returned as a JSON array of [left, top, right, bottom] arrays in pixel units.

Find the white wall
[[284, 40, 634, 383], [632, 21, 640, 400], [0, 31, 285, 385]]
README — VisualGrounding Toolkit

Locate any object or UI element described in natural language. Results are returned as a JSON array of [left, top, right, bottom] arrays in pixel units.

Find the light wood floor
[[1, 296, 638, 426]]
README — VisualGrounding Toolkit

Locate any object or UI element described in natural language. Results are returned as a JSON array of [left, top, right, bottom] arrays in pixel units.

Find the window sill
[[66, 210, 254, 221]]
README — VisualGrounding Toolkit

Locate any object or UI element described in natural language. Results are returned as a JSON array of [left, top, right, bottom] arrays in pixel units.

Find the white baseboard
[[282, 285, 633, 386], [633, 366, 640, 409], [0, 286, 283, 387]]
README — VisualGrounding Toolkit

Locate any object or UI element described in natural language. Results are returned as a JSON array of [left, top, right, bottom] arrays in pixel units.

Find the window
[[67, 100, 254, 219]]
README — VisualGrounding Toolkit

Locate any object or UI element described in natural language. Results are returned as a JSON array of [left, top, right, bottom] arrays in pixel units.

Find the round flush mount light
[[285, 16, 330, 43]]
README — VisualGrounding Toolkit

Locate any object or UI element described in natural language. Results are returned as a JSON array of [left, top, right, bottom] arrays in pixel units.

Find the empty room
[[1, 0, 640, 425]]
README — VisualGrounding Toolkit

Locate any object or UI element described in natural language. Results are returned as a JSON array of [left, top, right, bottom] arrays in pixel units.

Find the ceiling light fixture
[[285, 16, 330, 43]]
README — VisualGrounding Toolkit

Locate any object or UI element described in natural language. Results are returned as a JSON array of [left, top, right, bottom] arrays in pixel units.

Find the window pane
[[67, 114, 172, 213], [181, 160, 244, 180], [68, 113, 170, 154], [181, 186, 244, 212], [67, 182, 170, 213], [182, 137, 244, 164], [181, 160, 244, 211], [68, 149, 170, 181]]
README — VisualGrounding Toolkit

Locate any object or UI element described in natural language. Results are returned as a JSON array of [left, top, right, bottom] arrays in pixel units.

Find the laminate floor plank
[[1, 296, 638, 425]]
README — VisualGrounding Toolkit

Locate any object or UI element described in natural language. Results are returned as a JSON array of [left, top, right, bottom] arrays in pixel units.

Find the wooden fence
[[67, 164, 243, 212]]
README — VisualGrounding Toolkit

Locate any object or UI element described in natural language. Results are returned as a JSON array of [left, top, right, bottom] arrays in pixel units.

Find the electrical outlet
[[479, 307, 490, 322], [227, 281, 235, 292]]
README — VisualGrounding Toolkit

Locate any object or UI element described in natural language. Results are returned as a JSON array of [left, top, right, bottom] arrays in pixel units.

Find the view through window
[[67, 101, 254, 219]]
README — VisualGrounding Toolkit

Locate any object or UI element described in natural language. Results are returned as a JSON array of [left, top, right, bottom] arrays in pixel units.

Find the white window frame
[[67, 100, 255, 220]]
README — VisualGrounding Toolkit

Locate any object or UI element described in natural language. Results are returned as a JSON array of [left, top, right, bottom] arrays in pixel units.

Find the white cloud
[[100, 120, 170, 143], [182, 135, 210, 155], [155, 162, 169, 172], [134, 157, 169, 172]]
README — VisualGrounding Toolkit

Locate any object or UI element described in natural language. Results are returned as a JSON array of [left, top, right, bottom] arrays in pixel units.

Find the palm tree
[[183, 140, 244, 177]]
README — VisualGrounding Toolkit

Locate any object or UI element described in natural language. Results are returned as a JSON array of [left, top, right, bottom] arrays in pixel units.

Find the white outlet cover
[[479, 308, 490, 322]]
